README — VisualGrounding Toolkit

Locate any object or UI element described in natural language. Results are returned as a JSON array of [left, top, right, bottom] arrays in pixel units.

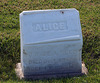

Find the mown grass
[[0, 0, 100, 82]]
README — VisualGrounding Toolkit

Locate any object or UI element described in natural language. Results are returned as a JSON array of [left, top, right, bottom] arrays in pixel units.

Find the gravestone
[[15, 9, 88, 79]]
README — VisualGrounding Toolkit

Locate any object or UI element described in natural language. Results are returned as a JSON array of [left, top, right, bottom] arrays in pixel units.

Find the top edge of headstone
[[20, 8, 79, 16]]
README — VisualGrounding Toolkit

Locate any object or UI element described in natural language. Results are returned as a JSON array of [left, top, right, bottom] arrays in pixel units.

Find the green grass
[[0, 0, 100, 82]]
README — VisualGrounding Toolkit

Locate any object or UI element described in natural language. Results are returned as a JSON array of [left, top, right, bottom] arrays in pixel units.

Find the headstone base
[[15, 62, 88, 80]]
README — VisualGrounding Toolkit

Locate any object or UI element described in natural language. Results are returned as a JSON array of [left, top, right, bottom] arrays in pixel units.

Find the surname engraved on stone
[[32, 22, 67, 32]]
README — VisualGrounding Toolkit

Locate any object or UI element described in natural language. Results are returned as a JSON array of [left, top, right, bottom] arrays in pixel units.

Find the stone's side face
[[20, 9, 83, 76]]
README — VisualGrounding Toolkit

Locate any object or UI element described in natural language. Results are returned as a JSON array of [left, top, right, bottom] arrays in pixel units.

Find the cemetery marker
[[15, 8, 88, 79]]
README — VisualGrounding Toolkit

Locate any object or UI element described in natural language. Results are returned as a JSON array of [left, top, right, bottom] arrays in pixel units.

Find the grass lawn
[[0, 0, 100, 82]]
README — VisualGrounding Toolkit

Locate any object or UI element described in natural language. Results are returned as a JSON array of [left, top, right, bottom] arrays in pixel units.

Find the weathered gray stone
[[18, 8, 84, 79], [15, 62, 88, 80]]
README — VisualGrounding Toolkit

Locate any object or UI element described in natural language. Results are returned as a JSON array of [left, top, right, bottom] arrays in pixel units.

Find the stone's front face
[[32, 22, 67, 32], [23, 41, 82, 75], [20, 9, 83, 76]]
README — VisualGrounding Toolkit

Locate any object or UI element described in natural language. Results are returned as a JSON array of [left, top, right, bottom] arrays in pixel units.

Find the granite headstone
[[19, 9, 84, 79]]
